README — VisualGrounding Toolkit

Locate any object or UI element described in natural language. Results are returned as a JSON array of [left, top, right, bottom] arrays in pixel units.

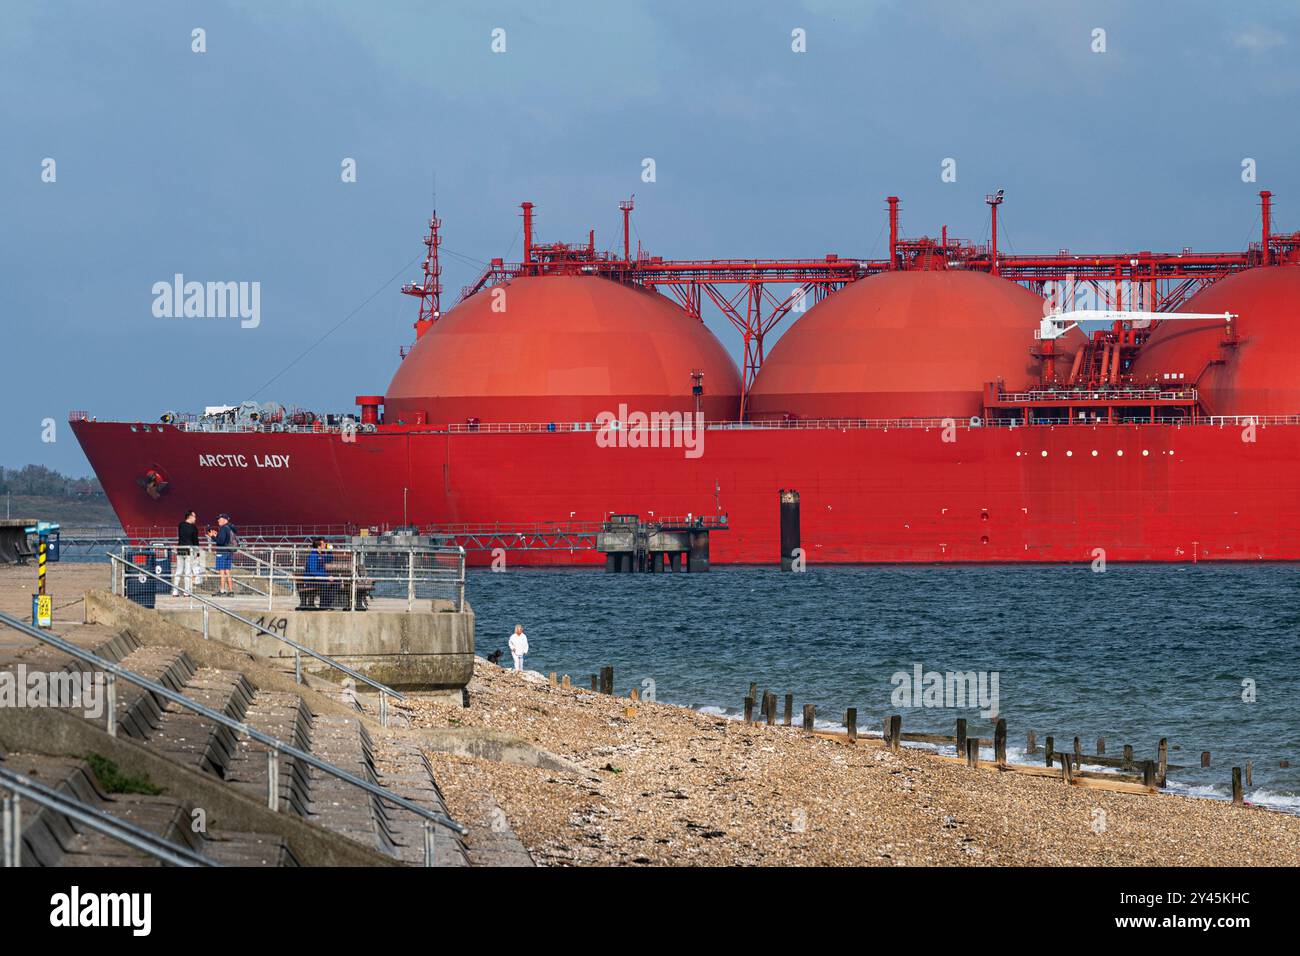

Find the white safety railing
[[120, 542, 466, 613]]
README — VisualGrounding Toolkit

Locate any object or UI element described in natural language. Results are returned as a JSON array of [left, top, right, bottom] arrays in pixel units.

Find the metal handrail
[[177, 543, 465, 613], [109, 554, 406, 714], [1, 764, 218, 867], [230, 546, 295, 605], [0, 611, 467, 852], [233, 546, 297, 585]]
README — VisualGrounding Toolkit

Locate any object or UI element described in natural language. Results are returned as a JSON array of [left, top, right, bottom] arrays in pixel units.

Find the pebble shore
[[411, 659, 1300, 866]]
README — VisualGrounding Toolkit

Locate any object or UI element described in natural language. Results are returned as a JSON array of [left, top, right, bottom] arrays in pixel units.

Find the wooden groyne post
[[887, 715, 901, 752]]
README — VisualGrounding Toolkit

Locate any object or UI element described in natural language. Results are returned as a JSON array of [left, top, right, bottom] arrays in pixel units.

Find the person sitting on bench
[[297, 538, 330, 609]]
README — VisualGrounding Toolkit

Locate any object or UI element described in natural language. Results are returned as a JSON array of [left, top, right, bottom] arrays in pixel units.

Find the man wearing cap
[[207, 513, 238, 596]]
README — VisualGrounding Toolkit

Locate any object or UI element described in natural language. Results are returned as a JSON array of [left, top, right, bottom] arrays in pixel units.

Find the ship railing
[[1, 761, 219, 867], [716, 417, 992, 430], [1204, 414, 1300, 427], [0, 608, 467, 856], [117, 542, 467, 614], [108, 553, 408, 722], [125, 524, 360, 542], [443, 417, 982, 433], [445, 414, 1300, 431], [121, 420, 370, 436], [1003, 413, 1300, 427], [994, 387, 1199, 403]]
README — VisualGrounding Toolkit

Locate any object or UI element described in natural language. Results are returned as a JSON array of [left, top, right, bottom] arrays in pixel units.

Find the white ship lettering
[[198, 453, 291, 468]]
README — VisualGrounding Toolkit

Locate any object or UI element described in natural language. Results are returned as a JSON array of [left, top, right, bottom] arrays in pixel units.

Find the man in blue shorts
[[208, 513, 237, 596]]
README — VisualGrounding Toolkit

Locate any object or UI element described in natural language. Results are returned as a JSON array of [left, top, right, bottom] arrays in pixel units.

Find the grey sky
[[4, 0, 1298, 472]]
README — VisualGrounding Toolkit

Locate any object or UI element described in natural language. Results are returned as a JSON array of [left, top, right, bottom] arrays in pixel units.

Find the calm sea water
[[467, 564, 1300, 811]]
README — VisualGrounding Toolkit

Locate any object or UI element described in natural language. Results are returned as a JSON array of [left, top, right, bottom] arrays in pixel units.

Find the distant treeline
[[0, 465, 104, 498]]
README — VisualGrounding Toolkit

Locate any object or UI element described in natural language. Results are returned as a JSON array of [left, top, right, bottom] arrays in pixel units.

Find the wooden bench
[[296, 555, 373, 610], [295, 576, 326, 609]]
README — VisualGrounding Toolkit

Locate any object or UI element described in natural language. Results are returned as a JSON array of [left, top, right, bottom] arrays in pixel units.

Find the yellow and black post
[[27, 521, 59, 628]]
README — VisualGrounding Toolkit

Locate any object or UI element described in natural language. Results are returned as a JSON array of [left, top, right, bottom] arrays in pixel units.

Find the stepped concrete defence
[[0, 707, 398, 867], [1, 565, 535, 867]]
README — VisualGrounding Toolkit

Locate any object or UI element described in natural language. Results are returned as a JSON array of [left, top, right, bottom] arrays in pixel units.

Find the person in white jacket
[[508, 624, 529, 672]]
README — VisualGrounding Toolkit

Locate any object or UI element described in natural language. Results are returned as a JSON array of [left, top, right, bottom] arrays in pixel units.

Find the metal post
[[106, 673, 117, 737], [407, 552, 415, 612], [423, 820, 435, 867], [5, 794, 19, 867], [351, 551, 357, 612], [294, 650, 301, 685], [268, 549, 274, 611], [202, 605, 209, 640], [267, 748, 279, 811], [2, 794, 13, 867], [380, 691, 388, 728], [457, 548, 466, 611]]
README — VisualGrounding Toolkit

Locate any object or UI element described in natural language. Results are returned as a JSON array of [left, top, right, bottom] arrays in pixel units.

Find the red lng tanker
[[72, 194, 1300, 565]]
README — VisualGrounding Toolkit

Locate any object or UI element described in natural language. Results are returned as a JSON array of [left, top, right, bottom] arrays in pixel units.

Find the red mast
[[886, 196, 899, 269], [402, 211, 443, 342], [1261, 190, 1273, 265], [619, 197, 635, 264], [521, 201, 535, 271], [986, 189, 1004, 275]]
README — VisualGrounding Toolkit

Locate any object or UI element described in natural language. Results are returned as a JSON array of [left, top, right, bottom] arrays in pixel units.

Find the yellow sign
[[36, 594, 52, 628]]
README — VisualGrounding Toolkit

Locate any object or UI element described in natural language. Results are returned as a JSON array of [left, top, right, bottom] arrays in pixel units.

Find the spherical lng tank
[[1128, 265, 1300, 417], [383, 275, 741, 425], [746, 269, 1045, 420]]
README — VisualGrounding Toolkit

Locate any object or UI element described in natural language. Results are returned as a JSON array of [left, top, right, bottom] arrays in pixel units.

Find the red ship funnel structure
[[383, 275, 741, 425], [746, 270, 1044, 421], [1129, 265, 1300, 416]]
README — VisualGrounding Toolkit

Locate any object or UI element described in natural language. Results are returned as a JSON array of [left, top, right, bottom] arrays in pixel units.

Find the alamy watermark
[[152, 274, 260, 328], [890, 663, 1000, 718], [0, 665, 106, 719], [596, 405, 705, 459]]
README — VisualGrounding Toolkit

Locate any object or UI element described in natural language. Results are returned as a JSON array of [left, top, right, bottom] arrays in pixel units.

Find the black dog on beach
[[486, 649, 503, 666]]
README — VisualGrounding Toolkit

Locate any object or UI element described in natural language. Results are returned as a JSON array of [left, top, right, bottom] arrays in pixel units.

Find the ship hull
[[70, 419, 1300, 564]]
